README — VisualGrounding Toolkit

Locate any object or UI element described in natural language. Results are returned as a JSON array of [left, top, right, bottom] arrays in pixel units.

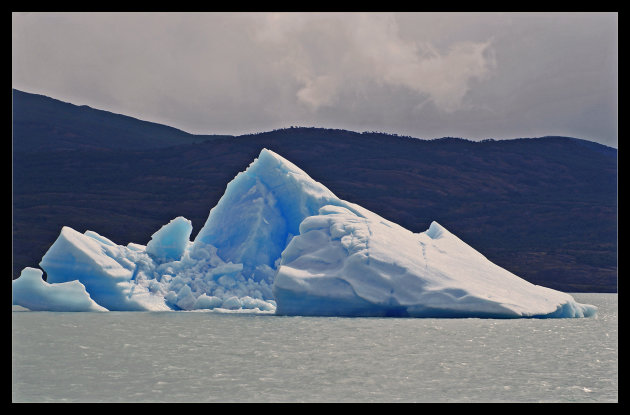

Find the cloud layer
[[12, 12, 617, 147], [256, 13, 496, 112]]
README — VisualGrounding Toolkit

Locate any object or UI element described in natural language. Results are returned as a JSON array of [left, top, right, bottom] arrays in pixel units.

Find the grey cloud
[[12, 12, 617, 147], [253, 13, 496, 112]]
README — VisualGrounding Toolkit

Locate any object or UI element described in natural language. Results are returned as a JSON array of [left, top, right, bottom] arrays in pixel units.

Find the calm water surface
[[12, 293, 617, 402]]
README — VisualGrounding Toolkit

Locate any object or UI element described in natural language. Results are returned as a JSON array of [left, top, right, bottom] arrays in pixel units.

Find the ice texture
[[13, 149, 597, 318], [146, 216, 192, 262], [274, 207, 597, 318], [38, 227, 170, 311], [192, 148, 354, 281], [12, 267, 107, 312]]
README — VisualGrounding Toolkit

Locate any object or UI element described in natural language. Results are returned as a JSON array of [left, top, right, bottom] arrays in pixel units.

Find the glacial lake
[[12, 293, 617, 403]]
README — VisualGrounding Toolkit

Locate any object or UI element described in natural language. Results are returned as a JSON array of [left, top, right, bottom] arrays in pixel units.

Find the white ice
[[12, 267, 107, 312], [13, 149, 597, 318], [274, 206, 597, 318]]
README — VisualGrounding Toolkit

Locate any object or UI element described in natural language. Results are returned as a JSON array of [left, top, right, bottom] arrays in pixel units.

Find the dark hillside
[[12, 89, 230, 152], [12, 92, 617, 293]]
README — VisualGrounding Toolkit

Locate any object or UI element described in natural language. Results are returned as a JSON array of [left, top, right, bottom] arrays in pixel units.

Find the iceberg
[[274, 206, 595, 318], [13, 149, 597, 318], [39, 226, 170, 311], [12, 267, 107, 312], [146, 216, 192, 263]]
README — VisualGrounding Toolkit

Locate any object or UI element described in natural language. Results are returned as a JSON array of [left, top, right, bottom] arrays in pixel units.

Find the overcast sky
[[12, 12, 618, 147]]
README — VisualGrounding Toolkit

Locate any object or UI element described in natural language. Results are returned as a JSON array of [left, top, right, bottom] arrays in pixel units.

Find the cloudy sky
[[12, 12, 618, 147]]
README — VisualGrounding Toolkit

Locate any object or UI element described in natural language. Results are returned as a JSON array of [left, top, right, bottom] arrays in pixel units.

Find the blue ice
[[13, 149, 597, 318]]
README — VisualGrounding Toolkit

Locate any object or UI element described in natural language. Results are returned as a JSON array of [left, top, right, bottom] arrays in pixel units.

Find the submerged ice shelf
[[13, 149, 597, 318]]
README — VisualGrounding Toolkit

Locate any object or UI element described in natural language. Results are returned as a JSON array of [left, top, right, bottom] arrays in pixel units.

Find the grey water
[[12, 293, 617, 403]]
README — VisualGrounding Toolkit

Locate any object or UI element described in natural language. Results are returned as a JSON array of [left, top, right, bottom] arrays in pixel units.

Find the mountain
[[11, 89, 617, 292], [12, 89, 231, 152]]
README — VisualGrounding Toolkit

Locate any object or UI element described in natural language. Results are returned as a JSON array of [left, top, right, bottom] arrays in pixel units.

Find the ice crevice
[[13, 148, 597, 318]]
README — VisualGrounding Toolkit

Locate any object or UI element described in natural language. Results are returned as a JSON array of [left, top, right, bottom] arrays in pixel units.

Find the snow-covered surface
[[13, 149, 597, 318]]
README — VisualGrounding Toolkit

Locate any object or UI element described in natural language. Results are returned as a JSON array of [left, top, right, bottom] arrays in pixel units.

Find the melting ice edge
[[13, 149, 597, 318]]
